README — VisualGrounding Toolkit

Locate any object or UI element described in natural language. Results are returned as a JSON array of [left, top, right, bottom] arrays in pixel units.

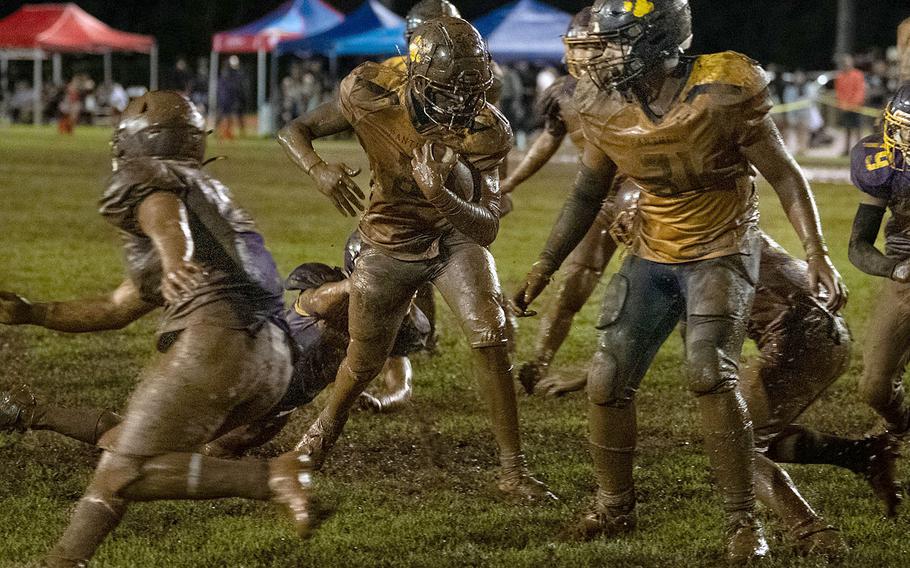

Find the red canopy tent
[[0, 3, 158, 125]]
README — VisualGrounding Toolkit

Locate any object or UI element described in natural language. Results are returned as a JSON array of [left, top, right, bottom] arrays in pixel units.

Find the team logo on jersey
[[623, 0, 655, 17]]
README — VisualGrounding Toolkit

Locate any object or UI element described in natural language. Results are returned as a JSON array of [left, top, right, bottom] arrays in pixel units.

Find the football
[[430, 143, 476, 202]]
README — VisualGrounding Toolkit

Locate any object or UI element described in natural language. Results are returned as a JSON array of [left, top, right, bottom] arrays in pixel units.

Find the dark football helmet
[[407, 16, 493, 130], [572, 0, 692, 91], [406, 0, 461, 43], [285, 262, 346, 292], [884, 83, 910, 171], [563, 7, 594, 79], [112, 90, 206, 167]]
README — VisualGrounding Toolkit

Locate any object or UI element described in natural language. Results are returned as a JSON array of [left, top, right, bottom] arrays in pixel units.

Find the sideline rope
[[772, 95, 883, 118]]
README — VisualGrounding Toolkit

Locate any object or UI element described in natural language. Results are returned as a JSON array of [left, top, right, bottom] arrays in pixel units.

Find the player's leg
[[680, 246, 767, 562], [0, 385, 120, 445], [520, 215, 617, 393], [296, 249, 418, 467], [582, 255, 684, 537], [432, 240, 554, 500], [204, 412, 293, 458], [860, 279, 910, 435], [45, 322, 309, 566], [414, 282, 438, 352]]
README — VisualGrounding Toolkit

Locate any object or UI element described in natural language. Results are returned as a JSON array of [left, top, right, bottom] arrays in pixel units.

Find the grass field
[[1, 126, 908, 567]]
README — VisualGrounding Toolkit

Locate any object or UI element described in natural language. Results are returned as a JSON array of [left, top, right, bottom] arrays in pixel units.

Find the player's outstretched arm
[[278, 100, 364, 217], [0, 280, 155, 332], [513, 144, 616, 313], [295, 279, 351, 325], [740, 116, 847, 311], [411, 142, 501, 246], [500, 129, 566, 195], [848, 195, 910, 281]]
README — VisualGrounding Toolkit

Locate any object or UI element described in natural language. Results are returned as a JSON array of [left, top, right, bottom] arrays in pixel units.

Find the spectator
[[9, 81, 36, 124], [280, 63, 306, 127], [899, 17, 910, 81], [834, 54, 866, 155], [498, 64, 526, 148], [782, 70, 814, 154], [190, 57, 209, 116], [217, 55, 248, 140], [168, 57, 193, 95], [57, 77, 83, 135]]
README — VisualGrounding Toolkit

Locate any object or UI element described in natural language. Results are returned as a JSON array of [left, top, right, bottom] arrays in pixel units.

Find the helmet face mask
[[562, 7, 596, 79], [579, 0, 692, 91], [407, 17, 493, 131], [884, 89, 910, 172]]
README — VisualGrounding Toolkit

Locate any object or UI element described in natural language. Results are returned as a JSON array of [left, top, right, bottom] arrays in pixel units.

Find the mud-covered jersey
[[380, 55, 504, 105], [339, 62, 511, 260], [575, 51, 771, 264], [748, 234, 849, 363], [850, 133, 910, 258], [539, 75, 585, 151], [99, 159, 285, 341], [279, 263, 430, 409]]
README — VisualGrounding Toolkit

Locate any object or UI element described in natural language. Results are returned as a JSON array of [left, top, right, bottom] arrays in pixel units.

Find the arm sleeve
[[848, 203, 896, 278], [537, 164, 611, 274], [426, 166, 501, 246]]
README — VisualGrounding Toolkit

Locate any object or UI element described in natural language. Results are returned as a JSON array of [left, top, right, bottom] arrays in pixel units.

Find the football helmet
[[563, 7, 594, 79], [884, 83, 910, 171], [406, 0, 461, 43], [407, 16, 493, 130], [112, 90, 206, 166], [573, 0, 692, 91]]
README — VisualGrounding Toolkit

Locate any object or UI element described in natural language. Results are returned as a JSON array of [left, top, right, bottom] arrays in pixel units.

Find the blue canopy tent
[[472, 0, 572, 64], [276, 0, 403, 77], [331, 25, 405, 58], [209, 0, 344, 133]]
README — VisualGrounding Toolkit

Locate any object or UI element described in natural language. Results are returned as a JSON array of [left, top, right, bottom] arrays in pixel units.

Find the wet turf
[[0, 126, 908, 567]]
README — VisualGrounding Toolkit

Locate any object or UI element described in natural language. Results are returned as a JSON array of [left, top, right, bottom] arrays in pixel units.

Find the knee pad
[[587, 349, 633, 407], [687, 339, 738, 396], [91, 451, 147, 499]]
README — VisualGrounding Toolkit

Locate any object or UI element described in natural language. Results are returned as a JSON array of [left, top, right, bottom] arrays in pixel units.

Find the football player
[[278, 16, 553, 500], [0, 92, 313, 567], [849, 84, 910, 439], [0, 258, 429, 456], [513, 0, 846, 562]]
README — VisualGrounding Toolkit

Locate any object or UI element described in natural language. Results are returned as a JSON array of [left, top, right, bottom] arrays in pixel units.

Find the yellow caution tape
[[771, 94, 883, 118]]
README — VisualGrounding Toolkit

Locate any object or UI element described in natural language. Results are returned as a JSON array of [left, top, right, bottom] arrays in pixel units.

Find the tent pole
[[103, 51, 112, 86], [52, 52, 62, 86], [257, 48, 268, 135], [208, 51, 219, 129], [0, 54, 8, 123], [269, 49, 279, 111], [149, 44, 158, 90], [33, 50, 43, 127]]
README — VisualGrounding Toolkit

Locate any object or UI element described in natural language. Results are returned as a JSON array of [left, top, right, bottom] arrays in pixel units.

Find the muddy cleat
[[791, 521, 848, 560], [864, 434, 903, 517], [725, 512, 770, 564], [517, 361, 547, 395], [269, 451, 315, 538], [0, 384, 37, 433], [497, 470, 558, 502], [578, 492, 636, 540]]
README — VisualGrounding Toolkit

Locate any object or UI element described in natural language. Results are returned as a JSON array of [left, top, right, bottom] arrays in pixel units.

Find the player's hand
[[0, 291, 34, 325], [311, 162, 364, 217], [538, 376, 587, 398], [512, 262, 552, 317], [412, 142, 457, 199], [161, 260, 207, 304], [807, 254, 848, 311], [892, 259, 910, 283]]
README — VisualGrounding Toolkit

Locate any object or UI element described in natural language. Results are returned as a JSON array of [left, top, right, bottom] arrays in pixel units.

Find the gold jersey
[[339, 62, 511, 260], [575, 51, 772, 263]]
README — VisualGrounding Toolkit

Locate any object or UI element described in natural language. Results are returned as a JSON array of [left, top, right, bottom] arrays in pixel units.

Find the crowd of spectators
[[3, 74, 132, 131]]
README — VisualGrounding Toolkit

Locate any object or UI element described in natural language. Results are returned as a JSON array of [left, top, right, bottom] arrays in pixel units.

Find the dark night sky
[[2, 0, 909, 75]]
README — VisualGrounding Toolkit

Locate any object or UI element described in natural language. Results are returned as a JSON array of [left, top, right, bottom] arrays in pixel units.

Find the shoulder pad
[[685, 52, 769, 104], [380, 55, 408, 74], [466, 103, 513, 158], [99, 159, 185, 233], [536, 75, 577, 116], [340, 62, 407, 121], [850, 134, 895, 199]]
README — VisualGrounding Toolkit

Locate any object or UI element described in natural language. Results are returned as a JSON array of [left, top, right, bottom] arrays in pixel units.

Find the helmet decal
[[624, 0, 655, 17], [409, 35, 424, 63]]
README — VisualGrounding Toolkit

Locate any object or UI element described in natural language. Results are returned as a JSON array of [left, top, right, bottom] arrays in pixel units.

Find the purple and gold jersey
[[851, 133, 910, 258], [99, 159, 285, 341], [575, 52, 771, 263], [339, 62, 511, 260]]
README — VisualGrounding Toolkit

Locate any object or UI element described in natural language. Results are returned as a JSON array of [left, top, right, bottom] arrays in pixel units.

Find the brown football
[[430, 143, 476, 202]]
